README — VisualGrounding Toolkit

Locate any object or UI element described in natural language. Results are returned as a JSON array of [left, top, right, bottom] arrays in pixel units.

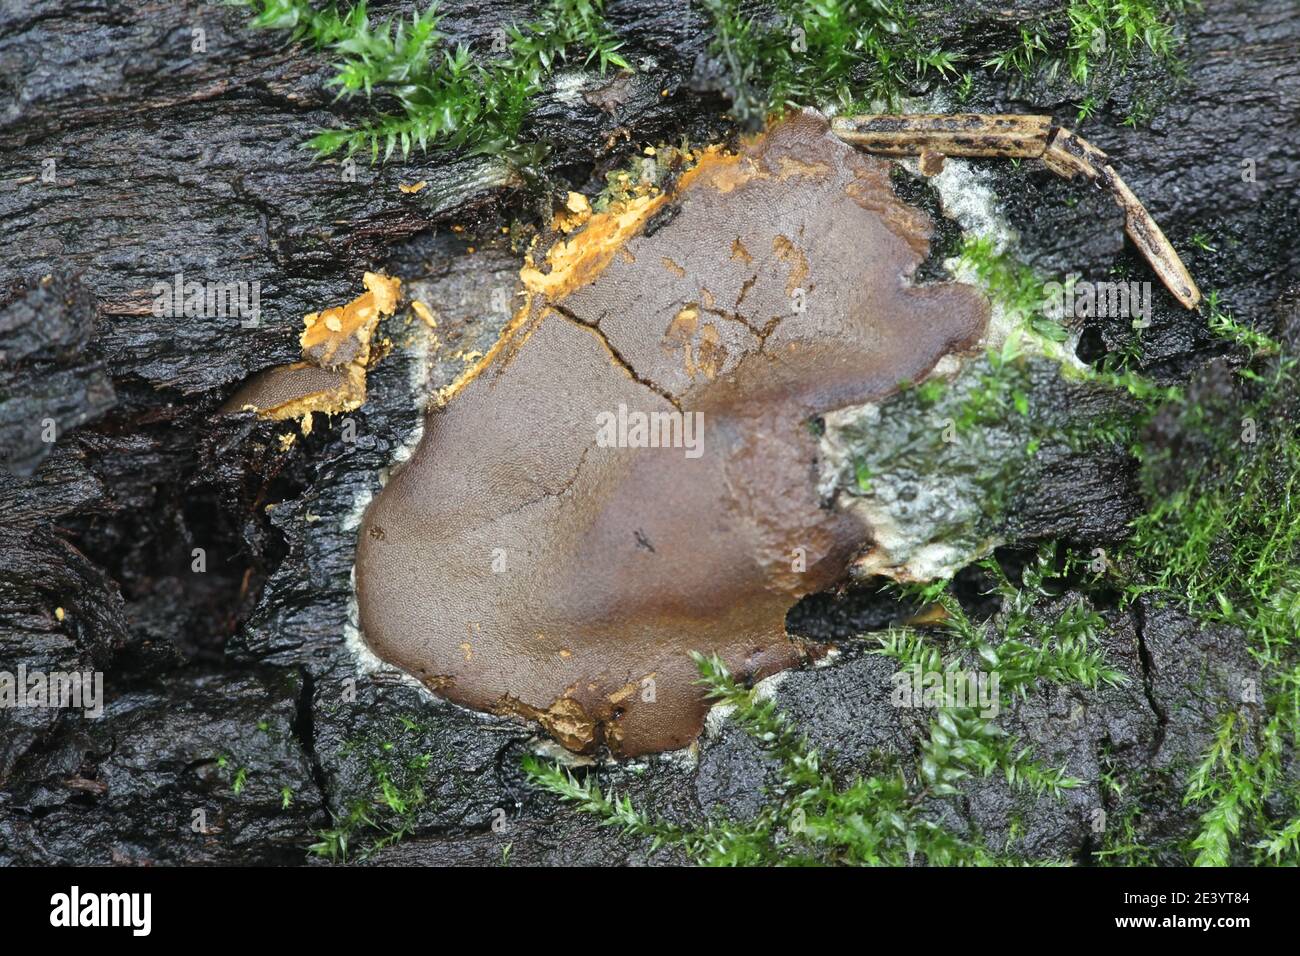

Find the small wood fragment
[[830, 113, 1051, 158], [832, 113, 1201, 310], [1107, 167, 1201, 309]]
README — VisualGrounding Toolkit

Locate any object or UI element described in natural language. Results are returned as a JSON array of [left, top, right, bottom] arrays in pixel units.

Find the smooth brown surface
[[219, 361, 362, 419], [355, 111, 989, 756]]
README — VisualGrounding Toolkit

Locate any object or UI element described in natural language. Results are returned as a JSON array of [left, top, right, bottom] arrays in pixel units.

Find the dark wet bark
[[0, 0, 1296, 864]]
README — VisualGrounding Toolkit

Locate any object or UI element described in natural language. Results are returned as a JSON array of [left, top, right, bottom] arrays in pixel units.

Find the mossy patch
[[524, 547, 1124, 865], [237, 0, 630, 160], [1118, 294, 1300, 865]]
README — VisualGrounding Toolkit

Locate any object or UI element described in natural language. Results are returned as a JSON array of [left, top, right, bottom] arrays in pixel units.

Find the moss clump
[[954, 235, 1070, 349], [238, 0, 1200, 162], [698, 0, 959, 126], [237, 0, 629, 160], [987, 0, 1193, 85], [985, 0, 1197, 123], [1118, 293, 1300, 865], [698, 0, 1195, 129]]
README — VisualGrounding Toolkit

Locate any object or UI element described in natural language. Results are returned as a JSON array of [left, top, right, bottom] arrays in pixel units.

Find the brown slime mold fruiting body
[[355, 111, 989, 756], [221, 272, 402, 430]]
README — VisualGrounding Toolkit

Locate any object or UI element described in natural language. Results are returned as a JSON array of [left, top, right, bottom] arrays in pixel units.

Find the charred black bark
[[0, 0, 1296, 864]]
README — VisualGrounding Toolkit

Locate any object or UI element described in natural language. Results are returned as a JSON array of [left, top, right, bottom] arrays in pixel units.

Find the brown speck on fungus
[[356, 111, 988, 757], [918, 148, 946, 177]]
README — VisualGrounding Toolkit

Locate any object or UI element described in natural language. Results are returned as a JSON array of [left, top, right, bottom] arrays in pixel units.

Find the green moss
[[954, 237, 1181, 459], [524, 546, 1125, 865], [699, 0, 959, 125], [955, 235, 1069, 348], [953, 70, 976, 104], [986, 0, 1194, 87], [985, 24, 1051, 79], [853, 457, 872, 493], [215, 753, 253, 797], [885, 548, 1124, 691], [237, 0, 1199, 161], [236, 0, 629, 160], [309, 719, 436, 862], [984, 0, 1198, 127], [1115, 292, 1300, 865]]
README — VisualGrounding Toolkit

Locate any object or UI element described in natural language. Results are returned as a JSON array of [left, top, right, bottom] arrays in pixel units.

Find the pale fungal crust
[[817, 394, 1010, 585], [355, 111, 990, 757], [221, 273, 401, 428], [517, 191, 668, 299], [831, 113, 1201, 309]]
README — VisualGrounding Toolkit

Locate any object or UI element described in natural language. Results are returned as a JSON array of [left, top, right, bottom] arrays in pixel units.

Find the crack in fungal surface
[[355, 111, 990, 756]]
